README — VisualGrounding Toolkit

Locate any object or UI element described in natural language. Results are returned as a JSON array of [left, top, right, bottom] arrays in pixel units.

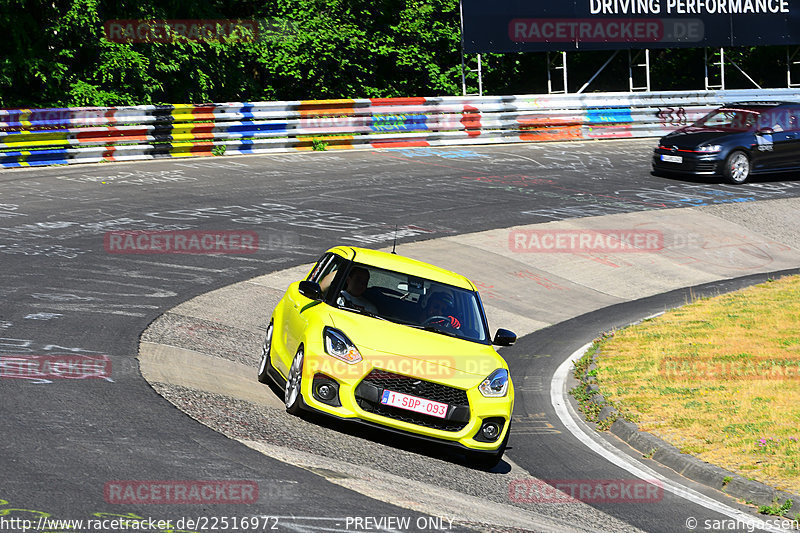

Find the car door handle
[[786, 134, 796, 139]]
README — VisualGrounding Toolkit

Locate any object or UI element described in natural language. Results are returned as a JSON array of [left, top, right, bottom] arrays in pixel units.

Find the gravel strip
[[142, 311, 261, 367], [149, 381, 643, 532]]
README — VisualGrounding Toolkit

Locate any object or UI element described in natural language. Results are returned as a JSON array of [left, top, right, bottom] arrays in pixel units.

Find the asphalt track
[[506, 272, 800, 532], [2, 140, 800, 532]]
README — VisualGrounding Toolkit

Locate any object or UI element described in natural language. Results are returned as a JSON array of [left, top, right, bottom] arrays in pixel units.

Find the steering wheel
[[423, 315, 458, 329]]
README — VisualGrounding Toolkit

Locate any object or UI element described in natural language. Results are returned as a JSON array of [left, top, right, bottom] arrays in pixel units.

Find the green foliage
[[0, 1, 794, 107], [758, 498, 793, 517], [0, 0, 464, 107]]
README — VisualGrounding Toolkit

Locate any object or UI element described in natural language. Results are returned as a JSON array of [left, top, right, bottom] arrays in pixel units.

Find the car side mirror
[[299, 281, 323, 301], [757, 127, 774, 135], [493, 328, 517, 346]]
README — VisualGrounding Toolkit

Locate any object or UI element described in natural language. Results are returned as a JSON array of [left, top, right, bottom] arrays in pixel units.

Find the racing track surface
[[3, 140, 800, 532]]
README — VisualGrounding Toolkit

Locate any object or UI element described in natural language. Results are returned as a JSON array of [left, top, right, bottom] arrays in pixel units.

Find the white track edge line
[[551, 341, 789, 533]]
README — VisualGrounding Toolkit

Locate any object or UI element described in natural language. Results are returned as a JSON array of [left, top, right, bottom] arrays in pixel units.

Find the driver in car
[[338, 266, 378, 314], [422, 292, 461, 329]]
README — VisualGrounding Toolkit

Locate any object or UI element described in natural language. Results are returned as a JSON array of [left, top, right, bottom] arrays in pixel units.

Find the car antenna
[[391, 225, 398, 254]]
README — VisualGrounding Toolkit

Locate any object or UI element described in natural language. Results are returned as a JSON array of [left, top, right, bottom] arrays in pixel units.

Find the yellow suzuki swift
[[258, 246, 516, 467]]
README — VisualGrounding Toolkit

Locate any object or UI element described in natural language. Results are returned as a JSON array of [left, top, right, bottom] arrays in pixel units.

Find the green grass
[[593, 274, 800, 495]]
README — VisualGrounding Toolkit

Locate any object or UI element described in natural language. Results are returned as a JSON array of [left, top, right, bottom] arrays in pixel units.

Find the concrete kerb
[[138, 196, 800, 522]]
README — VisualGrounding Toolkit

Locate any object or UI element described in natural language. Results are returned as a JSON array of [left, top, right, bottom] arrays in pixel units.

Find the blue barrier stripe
[[225, 122, 288, 133], [1, 148, 70, 158], [370, 114, 429, 132], [238, 104, 256, 120], [585, 107, 633, 123]]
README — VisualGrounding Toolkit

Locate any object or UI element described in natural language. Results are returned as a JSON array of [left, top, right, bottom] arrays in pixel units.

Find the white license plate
[[661, 154, 683, 163], [380, 389, 449, 419]]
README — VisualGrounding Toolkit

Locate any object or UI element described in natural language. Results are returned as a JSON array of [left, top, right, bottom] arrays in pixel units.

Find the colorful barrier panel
[[3, 89, 800, 167]]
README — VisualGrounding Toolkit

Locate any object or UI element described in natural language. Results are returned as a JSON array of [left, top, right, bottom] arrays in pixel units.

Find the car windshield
[[333, 262, 489, 343], [693, 108, 759, 132]]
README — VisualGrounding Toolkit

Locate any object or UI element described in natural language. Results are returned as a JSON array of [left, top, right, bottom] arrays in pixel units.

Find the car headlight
[[479, 368, 509, 397], [323, 327, 362, 364], [698, 144, 722, 153]]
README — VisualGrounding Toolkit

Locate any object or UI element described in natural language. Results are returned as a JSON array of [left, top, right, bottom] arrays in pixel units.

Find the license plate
[[380, 389, 449, 419], [661, 154, 682, 163]]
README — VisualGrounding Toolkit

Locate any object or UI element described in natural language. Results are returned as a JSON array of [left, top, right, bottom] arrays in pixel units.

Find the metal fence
[[3, 89, 800, 168]]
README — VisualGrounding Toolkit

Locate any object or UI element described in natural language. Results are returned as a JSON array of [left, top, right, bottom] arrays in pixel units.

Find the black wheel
[[284, 345, 305, 415], [723, 150, 750, 184], [257, 321, 274, 384]]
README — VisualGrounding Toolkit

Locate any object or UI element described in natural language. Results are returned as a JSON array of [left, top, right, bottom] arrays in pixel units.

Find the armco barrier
[[3, 89, 800, 167]]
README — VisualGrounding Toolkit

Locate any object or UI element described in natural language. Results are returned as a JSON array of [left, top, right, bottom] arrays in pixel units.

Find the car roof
[[720, 101, 797, 111], [326, 246, 476, 291]]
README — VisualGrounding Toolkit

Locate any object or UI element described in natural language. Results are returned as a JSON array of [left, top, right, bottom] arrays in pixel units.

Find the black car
[[652, 102, 800, 184]]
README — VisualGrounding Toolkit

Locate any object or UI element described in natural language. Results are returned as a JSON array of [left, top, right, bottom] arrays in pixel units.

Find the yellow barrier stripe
[[298, 99, 356, 117], [20, 109, 32, 128]]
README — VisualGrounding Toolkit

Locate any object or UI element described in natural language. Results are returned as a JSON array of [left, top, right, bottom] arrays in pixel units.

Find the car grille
[[695, 161, 717, 172], [355, 369, 470, 432]]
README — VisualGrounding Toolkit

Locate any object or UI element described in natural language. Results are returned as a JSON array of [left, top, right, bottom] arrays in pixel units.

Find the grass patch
[[593, 274, 800, 495]]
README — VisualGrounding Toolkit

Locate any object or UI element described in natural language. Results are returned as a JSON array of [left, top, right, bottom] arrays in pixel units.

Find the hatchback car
[[257, 246, 517, 466], [652, 101, 800, 184]]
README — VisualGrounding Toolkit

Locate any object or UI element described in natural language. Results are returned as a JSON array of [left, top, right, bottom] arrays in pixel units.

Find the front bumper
[[298, 359, 514, 452], [652, 150, 724, 176]]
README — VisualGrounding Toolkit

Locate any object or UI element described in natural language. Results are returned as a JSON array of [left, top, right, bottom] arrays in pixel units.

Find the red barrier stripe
[[520, 125, 583, 141], [461, 105, 481, 136], [518, 116, 582, 127], [76, 127, 149, 141], [102, 147, 117, 160], [188, 142, 214, 155], [190, 104, 216, 121], [368, 97, 427, 106], [189, 123, 216, 134], [369, 140, 430, 148]]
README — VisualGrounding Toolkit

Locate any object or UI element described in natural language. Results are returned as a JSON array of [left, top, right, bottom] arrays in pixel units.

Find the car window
[[333, 262, 489, 343], [790, 109, 800, 132], [696, 109, 757, 132], [761, 107, 800, 133], [308, 253, 332, 283], [308, 253, 347, 297]]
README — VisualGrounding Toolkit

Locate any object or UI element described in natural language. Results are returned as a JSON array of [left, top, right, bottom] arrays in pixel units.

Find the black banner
[[462, 0, 800, 52]]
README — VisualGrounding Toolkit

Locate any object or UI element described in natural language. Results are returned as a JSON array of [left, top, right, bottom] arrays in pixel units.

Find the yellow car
[[258, 246, 516, 466]]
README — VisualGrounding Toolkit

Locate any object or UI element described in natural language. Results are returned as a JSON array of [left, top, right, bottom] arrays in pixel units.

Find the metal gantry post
[[547, 51, 568, 94], [787, 47, 800, 88], [705, 47, 726, 90], [628, 49, 651, 92], [460, 54, 483, 96], [477, 54, 483, 96]]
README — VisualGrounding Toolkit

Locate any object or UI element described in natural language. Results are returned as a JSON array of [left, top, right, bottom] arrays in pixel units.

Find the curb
[[575, 342, 800, 513]]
